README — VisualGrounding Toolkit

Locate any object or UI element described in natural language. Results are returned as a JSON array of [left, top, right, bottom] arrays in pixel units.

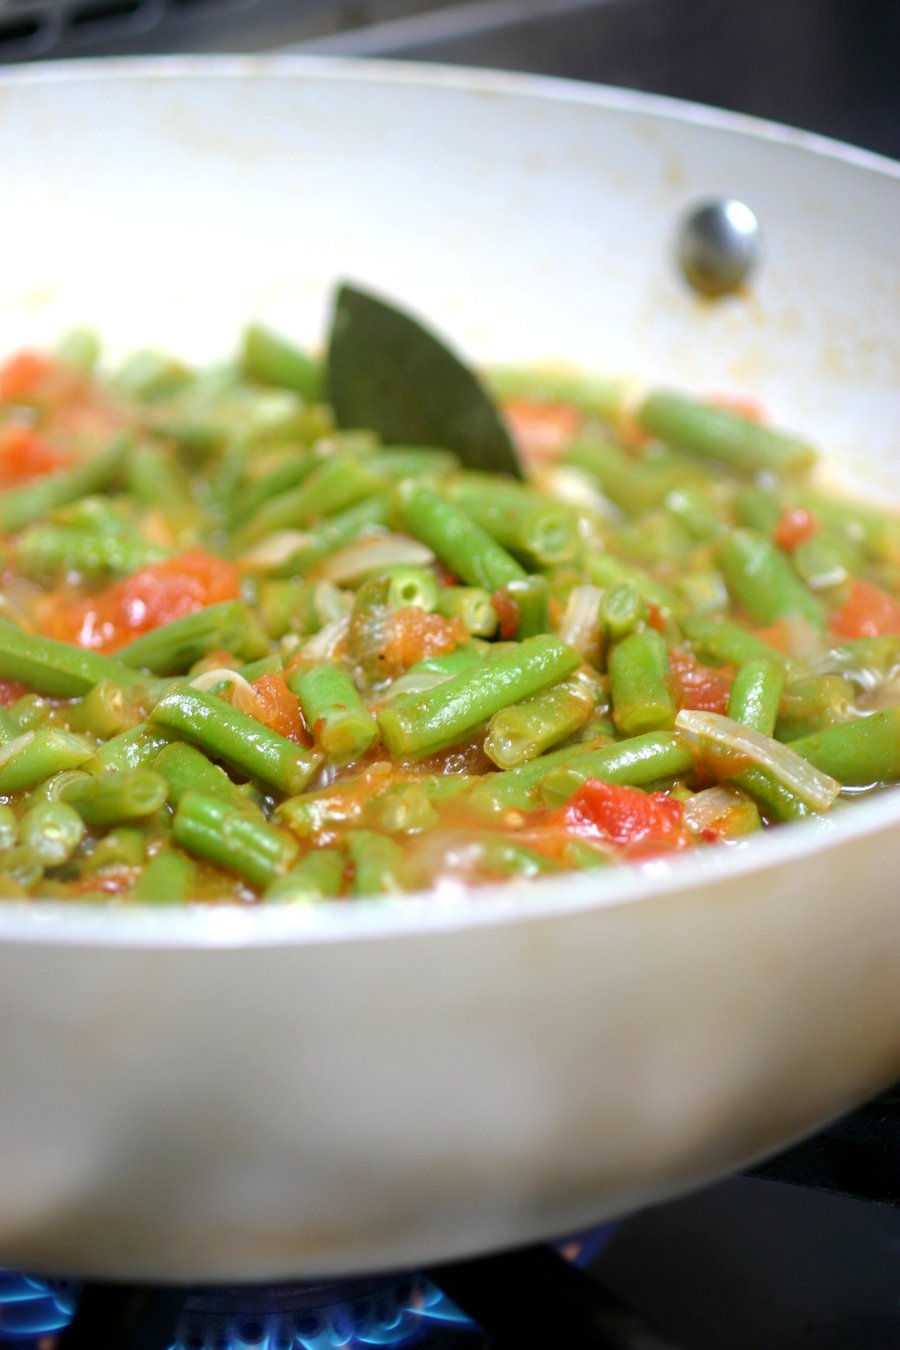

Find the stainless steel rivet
[[677, 198, 762, 297]]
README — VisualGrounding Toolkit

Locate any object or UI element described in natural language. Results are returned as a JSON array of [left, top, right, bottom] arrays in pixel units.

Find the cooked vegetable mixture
[[0, 287, 898, 903]]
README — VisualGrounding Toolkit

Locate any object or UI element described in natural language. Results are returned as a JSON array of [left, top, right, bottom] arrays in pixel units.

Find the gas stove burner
[[171, 1275, 475, 1349], [0, 1270, 79, 1339], [0, 1270, 477, 1349]]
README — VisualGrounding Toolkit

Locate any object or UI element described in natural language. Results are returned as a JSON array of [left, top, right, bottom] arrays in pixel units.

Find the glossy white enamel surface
[[0, 58, 897, 1279]]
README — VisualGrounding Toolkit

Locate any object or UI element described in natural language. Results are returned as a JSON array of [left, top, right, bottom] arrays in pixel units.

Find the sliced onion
[[313, 534, 433, 585], [301, 615, 350, 663], [190, 667, 261, 718], [675, 709, 840, 810], [559, 584, 603, 660], [239, 530, 310, 568], [682, 784, 745, 833]]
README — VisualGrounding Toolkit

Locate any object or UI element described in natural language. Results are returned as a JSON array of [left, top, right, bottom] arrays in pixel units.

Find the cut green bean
[[288, 662, 378, 767], [150, 686, 322, 795], [790, 708, 900, 786], [484, 676, 595, 769], [716, 529, 824, 628], [0, 729, 96, 794], [116, 602, 268, 674], [153, 741, 257, 812], [537, 732, 695, 807], [0, 435, 128, 533], [19, 801, 85, 866], [60, 768, 167, 826], [608, 629, 677, 736], [727, 658, 786, 736], [394, 482, 526, 592], [0, 624, 144, 698], [132, 848, 196, 904], [264, 847, 346, 903], [174, 791, 298, 889], [637, 392, 816, 475], [378, 634, 580, 759], [347, 830, 405, 897], [241, 323, 321, 402]]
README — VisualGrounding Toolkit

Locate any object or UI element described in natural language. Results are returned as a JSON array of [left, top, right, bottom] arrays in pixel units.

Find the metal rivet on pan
[[677, 198, 762, 297]]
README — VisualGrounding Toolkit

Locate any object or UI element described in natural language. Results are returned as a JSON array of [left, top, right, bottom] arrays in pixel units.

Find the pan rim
[[0, 52, 897, 945]]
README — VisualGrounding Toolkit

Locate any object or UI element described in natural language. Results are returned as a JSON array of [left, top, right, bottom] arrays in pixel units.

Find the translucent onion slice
[[559, 583, 603, 659], [239, 530, 310, 568], [675, 709, 840, 810], [190, 668, 260, 718], [314, 534, 434, 585], [682, 784, 746, 833], [301, 615, 350, 663]]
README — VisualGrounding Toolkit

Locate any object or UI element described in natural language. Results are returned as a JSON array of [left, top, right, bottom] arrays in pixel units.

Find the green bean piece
[[735, 486, 781, 534], [599, 583, 647, 642], [97, 725, 172, 772], [790, 708, 900, 786], [268, 495, 392, 577], [67, 680, 142, 739], [608, 629, 677, 737], [537, 732, 695, 807], [57, 326, 101, 371], [235, 455, 386, 548], [229, 451, 318, 530], [717, 529, 824, 628], [682, 615, 791, 669], [447, 478, 581, 567], [132, 848, 196, 904], [665, 484, 730, 542], [154, 741, 257, 813], [489, 366, 624, 421], [435, 587, 498, 638], [82, 826, 147, 874], [560, 839, 612, 869], [150, 686, 322, 796], [366, 447, 460, 480], [727, 658, 786, 736], [477, 837, 561, 879], [0, 729, 96, 794], [775, 675, 856, 740], [564, 438, 707, 515], [394, 482, 526, 592], [0, 846, 42, 892], [502, 576, 551, 639], [0, 624, 143, 698], [19, 801, 85, 866], [347, 830, 405, 897], [365, 782, 439, 835], [288, 663, 378, 767], [174, 790, 298, 889], [241, 323, 321, 402], [0, 435, 128, 534], [257, 580, 320, 639], [7, 694, 53, 733], [386, 567, 440, 614], [637, 392, 816, 475], [378, 634, 580, 759], [116, 601, 268, 674], [0, 804, 18, 850], [14, 525, 168, 584], [582, 553, 679, 614], [60, 768, 167, 826], [791, 489, 900, 565], [673, 569, 730, 616], [484, 677, 595, 769], [618, 511, 693, 567], [264, 847, 346, 903], [124, 442, 197, 518], [0, 706, 17, 745]]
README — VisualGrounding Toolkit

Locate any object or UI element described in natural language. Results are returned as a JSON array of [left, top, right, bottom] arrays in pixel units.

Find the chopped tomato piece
[[830, 578, 900, 639], [646, 602, 667, 633], [707, 392, 767, 422], [0, 679, 29, 707], [0, 425, 72, 484], [49, 551, 240, 652], [668, 648, 734, 714], [249, 673, 308, 744], [750, 621, 793, 653], [774, 506, 820, 551], [502, 398, 582, 463], [560, 779, 688, 855], [383, 607, 465, 675], [0, 351, 54, 403], [491, 589, 521, 640]]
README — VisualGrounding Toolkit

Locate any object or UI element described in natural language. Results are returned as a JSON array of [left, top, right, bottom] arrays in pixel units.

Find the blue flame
[[0, 1227, 616, 1347], [0, 1272, 78, 1339]]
